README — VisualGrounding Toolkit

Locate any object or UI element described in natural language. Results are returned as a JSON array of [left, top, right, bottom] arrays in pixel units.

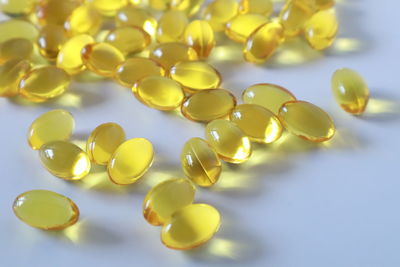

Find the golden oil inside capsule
[[64, 4, 102, 36], [0, 59, 31, 97], [28, 109, 75, 150], [184, 20, 215, 59], [150, 42, 198, 71], [304, 9, 338, 50], [13, 190, 79, 230], [170, 0, 204, 17], [225, 14, 269, 43], [105, 26, 151, 56], [170, 61, 221, 92], [87, 123, 126, 165], [0, 19, 39, 43], [149, 0, 172, 10], [0, 0, 35, 16], [88, 0, 128, 16], [81, 42, 125, 77], [38, 25, 67, 61], [108, 138, 154, 185], [205, 119, 252, 163], [0, 38, 33, 65], [315, 0, 335, 10], [36, 0, 81, 26], [19, 66, 71, 102], [279, 0, 315, 37], [242, 83, 296, 114], [230, 104, 283, 143], [239, 0, 273, 16], [181, 89, 236, 122], [278, 101, 335, 142], [143, 178, 196, 226], [203, 0, 238, 32], [331, 68, 369, 115], [115, 6, 157, 36], [161, 203, 220, 250], [181, 137, 222, 187], [244, 22, 285, 64], [56, 34, 95, 75], [39, 141, 91, 180], [157, 10, 188, 43]]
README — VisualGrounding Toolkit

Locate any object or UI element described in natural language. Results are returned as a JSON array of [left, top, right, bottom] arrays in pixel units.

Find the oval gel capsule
[[225, 14, 269, 43], [304, 9, 338, 50], [0, 19, 39, 43], [0, 0, 35, 16], [150, 42, 198, 71], [0, 59, 31, 97], [115, 6, 157, 35], [156, 10, 188, 43], [184, 20, 215, 59], [36, 0, 81, 26], [64, 4, 102, 36], [105, 26, 151, 56], [239, 0, 273, 16], [88, 0, 128, 16], [279, 0, 315, 37], [203, 0, 238, 32], [38, 25, 67, 61], [0, 38, 33, 65]]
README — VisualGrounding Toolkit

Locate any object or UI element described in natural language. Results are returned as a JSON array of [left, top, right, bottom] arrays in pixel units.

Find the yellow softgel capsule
[[64, 5, 102, 36], [170, 61, 221, 92], [108, 138, 154, 185], [170, 0, 204, 17], [331, 68, 369, 115], [143, 178, 195, 226], [13, 190, 79, 230], [149, 0, 172, 10], [230, 104, 283, 143], [303, 9, 338, 50], [0, 59, 31, 97], [183, 20, 215, 59], [150, 42, 198, 71], [205, 119, 252, 163], [156, 10, 188, 43], [81, 42, 125, 77], [19, 66, 71, 102], [105, 26, 151, 56], [0, 38, 33, 65], [37, 25, 67, 61], [0, 0, 35, 16], [242, 83, 296, 114], [87, 123, 126, 165], [181, 137, 222, 187], [203, 0, 238, 32], [161, 203, 221, 250], [278, 101, 335, 142], [87, 0, 128, 16], [225, 13, 269, 43], [239, 0, 273, 16], [36, 0, 81, 26], [39, 141, 91, 180], [279, 0, 315, 37], [181, 89, 236, 122], [0, 19, 39, 43], [115, 6, 157, 36], [315, 0, 334, 10]]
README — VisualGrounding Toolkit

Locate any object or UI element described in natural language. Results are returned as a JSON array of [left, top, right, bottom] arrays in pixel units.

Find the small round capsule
[[37, 25, 67, 61], [239, 0, 273, 16], [203, 0, 239, 32], [0, 19, 39, 43], [108, 138, 154, 185], [105, 26, 151, 56], [87, 0, 128, 16], [36, 0, 81, 26], [143, 178, 196, 226], [205, 119, 252, 163], [150, 42, 198, 71], [161, 203, 221, 250], [184, 20, 215, 59], [0, 38, 33, 65], [170, 0, 204, 17], [278, 101, 335, 142], [13, 190, 79, 230], [303, 9, 338, 50], [0, 0, 35, 16], [156, 10, 188, 43], [279, 0, 315, 37], [115, 6, 157, 36], [225, 14, 269, 43], [39, 141, 91, 180], [0, 59, 31, 97], [181, 137, 222, 187], [64, 5, 102, 36]]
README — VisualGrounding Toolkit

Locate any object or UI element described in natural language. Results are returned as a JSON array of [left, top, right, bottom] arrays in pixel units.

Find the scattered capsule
[[239, 0, 273, 16], [242, 83, 296, 114], [315, 0, 335, 10], [37, 25, 67, 61], [0, 59, 31, 97], [105, 26, 151, 56], [0, 19, 39, 43], [303, 9, 338, 50], [149, 0, 172, 10], [205, 119, 252, 163], [115, 6, 157, 36], [81, 42, 125, 77], [150, 42, 198, 71], [143, 178, 196, 225], [181, 89, 236, 122], [331, 68, 369, 115], [39, 141, 91, 180], [278, 101, 335, 142], [36, 0, 81, 26], [0, 38, 33, 65], [13, 190, 79, 230], [181, 137, 222, 187], [279, 0, 315, 37], [64, 5, 102, 36], [203, 0, 239, 32], [225, 13, 269, 43], [0, 0, 35, 16], [19, 66, 71, 102], [108, 138, 154, 185], [170, 61, 221, 92], [170, 0, 204, 17], [161, 203, 221, 250], [88, 0, 128, 16], [156, 10, 188, 43], [184, 20, 215, 59]]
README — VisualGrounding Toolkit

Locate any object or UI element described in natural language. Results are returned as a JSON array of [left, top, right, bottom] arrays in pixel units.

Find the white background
[[1, 0, 400, 266]]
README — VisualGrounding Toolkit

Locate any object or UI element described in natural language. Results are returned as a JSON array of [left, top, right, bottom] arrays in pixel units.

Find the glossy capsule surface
[[225, 14, 269, 43], [279, 101, 335, 142], [0, 19, 39, 43], [105, 26, 151, 56], [279, 0, 315, 37], [161, 203, 221, 250], [149, 0, 172, 10], [13, 190, 79, 230], [150, 42, 198, 71], [316, 0, 335, 10], [143, 178, 196, 226], [88, 0, 128, 16], [115, 6, 157, 35], [184, 20, 215, 59], [38, 25, 67, 61], [304, 9, 338, 50], [0, 59, 31, 97], [239, 0, 273, 16], [203, 0, 238, 32], [87, 123, 126, 165], [64, 5, 102, 36], [39, 141, 91, 180], [0, 38, 33, 65], [205, 119, 252, 163], [331, 68, 369, 115], [181, 137, 222, 187], [0, 0, 35, 16], [157, 10, 188, 43], [170, 0, 204, 17], [36, 0, 81, 26]]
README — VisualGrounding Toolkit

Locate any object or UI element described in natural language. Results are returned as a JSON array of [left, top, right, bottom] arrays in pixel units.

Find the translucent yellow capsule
[[28, 109, 75, 150], [156, 10, 188, 43], [239, 0, 273, 16], [143, 178, 196, 226], [87, 123, 126, 165], [37, 25, 67, 61], [279, 0, 315, 37], [161, 203, 221, 250], [115, 6, 157, 36], [81, 43, 125, 77], [108, 138, 154, 185], [150, 42, 198, 71], [39, 141, 91, 180], [225, 13, 269, 43], [0, 38, 33, 65], [0, 0, 35, 16], [203, 0, 239, 32], [0, 59, 31, 97], [87, 0, 128, 16], [184, 20, 215, 59], [56, 34, 94, 75], [13, 190, 79, 230], [134, 76, 185, 110], [170, 61, 221, 92], [19, 66, 71, 102], [64, 5, 102, 36], [331, 68, 369, 115], [149, 0, 172, 10], [315, 0, 334, 10], [105, 26, 151, 56], [244, 22, 285, 64], [0, 19, 39, 43], [205, 119, 252, 163], [181, 89, 236, 122], [36, 0, 81, 26], [181, 137, 221, 187], [129, 0, 142, 5], [242, 83, 296, 114], [304, 9, 338, 50], [279, 101, 335, 142], [170, 0, 204, 17]]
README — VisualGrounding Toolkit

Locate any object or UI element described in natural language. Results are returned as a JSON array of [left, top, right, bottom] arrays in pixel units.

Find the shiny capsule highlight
[[64, 5, 102, 36], [38, 25, 67, 61], [115, 6, 157, 35], [304, 9, 338, 50], [0, 59, 31, 97], [150, 42, 198, 71]]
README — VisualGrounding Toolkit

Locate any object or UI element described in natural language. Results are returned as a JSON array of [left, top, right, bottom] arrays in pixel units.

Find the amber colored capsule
[[279, 101, 335, 142], [181, 137, 221, 187], [143, 178, 196, 226], [115, 6, 157, 36], [170, 0, 204, 17], [0, 0, 35, 16], [13, 190, 79, 230], [108, 138, 154, 185], [150, 42, 198, 71], [0, 59, 31, 97], [0, 38, 33, 65], [149, 0, 172, 10], [87, 0, 128, 16], [37, 25, 67, 61], [304, 9, 338, 50], [331, 68, 369, 115], [279, 0, 315, 37], [203, 0, 239, 32], [157, 10, 188, 43], [64, 5, 102, 36], [184, 20, 215, 59], [205, 119, 252, 163], [239, 0, 273, 16], [225, 13, 269, 43], [105, 26, 151, 56], [0, 19, 39, 43], [315, 0, 334, 10], [161, 203, 221, 250], [36, 0, 81, 26], [181, 89, 236, 122], [242, 83, 296, 114]]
